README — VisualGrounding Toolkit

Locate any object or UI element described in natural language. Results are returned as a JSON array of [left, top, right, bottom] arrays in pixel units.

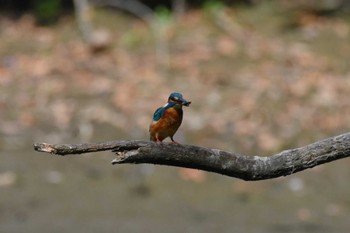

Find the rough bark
[[34, 132, 350, 181]]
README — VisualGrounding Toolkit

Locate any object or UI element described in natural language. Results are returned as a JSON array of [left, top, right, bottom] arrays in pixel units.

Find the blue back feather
[[152, 102, 176, 121]]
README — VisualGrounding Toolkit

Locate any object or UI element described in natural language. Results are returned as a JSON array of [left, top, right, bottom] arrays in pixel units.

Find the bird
[[149, 92, 191, 143]]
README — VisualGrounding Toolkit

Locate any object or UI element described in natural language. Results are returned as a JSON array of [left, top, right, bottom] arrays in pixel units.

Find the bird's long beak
[[182, 98, 191, 107]]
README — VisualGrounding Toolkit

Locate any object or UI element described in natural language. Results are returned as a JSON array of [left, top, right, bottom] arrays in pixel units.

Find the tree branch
[[33, 132, 350, 181]]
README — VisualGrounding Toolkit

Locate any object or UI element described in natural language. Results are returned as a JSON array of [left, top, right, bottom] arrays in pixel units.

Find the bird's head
[[168, 92, 191, 107]]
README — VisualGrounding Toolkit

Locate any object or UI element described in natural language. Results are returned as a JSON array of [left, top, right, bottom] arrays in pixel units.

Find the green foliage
[[34, 0, 61, 25], [154, 6, 173, 26], [203, 0, 226, 13], [120, 30, 144, 48]]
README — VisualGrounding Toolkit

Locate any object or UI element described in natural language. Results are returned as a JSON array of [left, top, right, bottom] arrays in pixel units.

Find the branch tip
[[34, 142, 57, 154], [111, 158, 121, 165]]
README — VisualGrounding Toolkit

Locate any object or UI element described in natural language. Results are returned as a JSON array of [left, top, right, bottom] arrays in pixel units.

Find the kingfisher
[[149, 92, 191, 143]]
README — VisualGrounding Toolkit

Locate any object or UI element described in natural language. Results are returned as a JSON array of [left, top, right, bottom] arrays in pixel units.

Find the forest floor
[[1, 2, 350, 232]]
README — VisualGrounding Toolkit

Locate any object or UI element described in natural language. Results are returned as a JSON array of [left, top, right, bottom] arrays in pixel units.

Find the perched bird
[[149, 92, 191, 143]]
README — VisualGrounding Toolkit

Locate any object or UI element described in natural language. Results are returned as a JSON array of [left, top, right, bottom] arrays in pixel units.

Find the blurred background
[[1, 0, 350, 232]]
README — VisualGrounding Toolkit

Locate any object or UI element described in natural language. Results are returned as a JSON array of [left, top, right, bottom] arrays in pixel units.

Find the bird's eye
[[173, 97, 179, 100]]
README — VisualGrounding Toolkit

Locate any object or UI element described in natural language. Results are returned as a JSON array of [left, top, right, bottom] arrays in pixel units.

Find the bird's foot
[[171, 139, 179, 144], [156, 138, 163, 144]]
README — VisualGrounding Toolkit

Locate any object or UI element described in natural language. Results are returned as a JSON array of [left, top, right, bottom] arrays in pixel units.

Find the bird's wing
[[152, 102, 176, 121], [152, 107, 165, 121]]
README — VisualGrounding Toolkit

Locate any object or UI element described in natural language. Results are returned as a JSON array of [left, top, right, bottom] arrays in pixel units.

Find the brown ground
[[1, 2, 350, 232]]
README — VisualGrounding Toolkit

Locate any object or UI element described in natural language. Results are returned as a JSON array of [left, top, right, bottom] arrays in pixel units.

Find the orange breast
[[149, 108, 183, 141]]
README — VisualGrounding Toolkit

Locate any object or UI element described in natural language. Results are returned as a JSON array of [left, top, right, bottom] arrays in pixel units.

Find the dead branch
[[34, 132, 350, 181]]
